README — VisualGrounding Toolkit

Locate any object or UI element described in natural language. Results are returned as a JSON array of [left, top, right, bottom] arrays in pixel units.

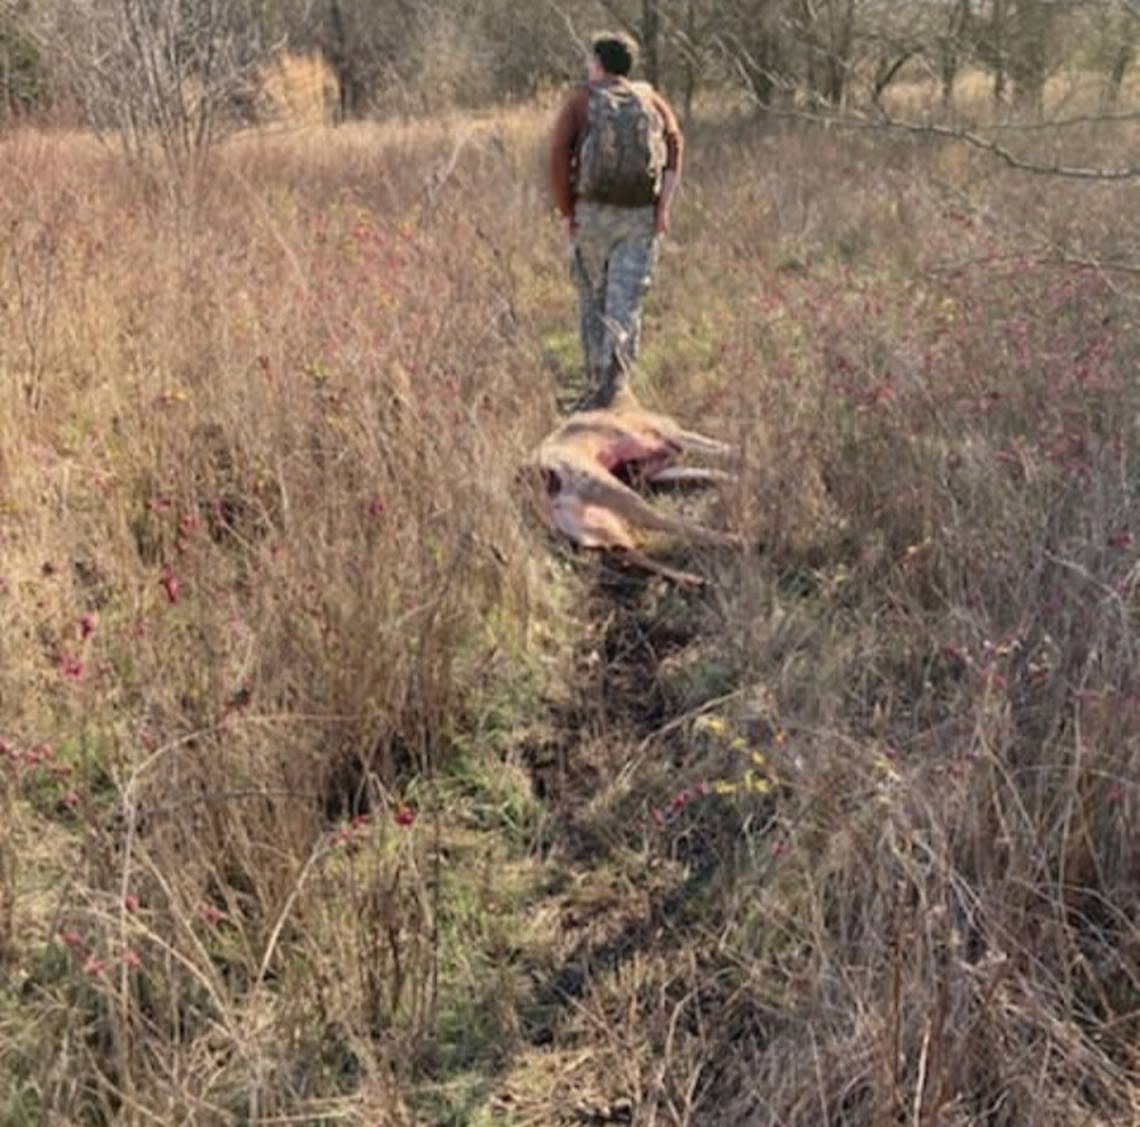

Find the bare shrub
[[31, 0, 275, 168]]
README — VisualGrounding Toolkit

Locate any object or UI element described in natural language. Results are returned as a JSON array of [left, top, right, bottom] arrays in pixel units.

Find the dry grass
[[258, 52, 339, 129], [1, 98, 1137, 1126]]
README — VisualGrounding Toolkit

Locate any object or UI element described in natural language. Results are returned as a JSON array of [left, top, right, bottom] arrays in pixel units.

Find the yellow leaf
[[697, 715, 727, 736], [873, 755, 899, 780]]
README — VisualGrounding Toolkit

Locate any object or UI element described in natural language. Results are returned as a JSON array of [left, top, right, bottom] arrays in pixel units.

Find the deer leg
[[647, 465, 736, 486], [672, 428, 736, 459], [617, 548, 706, 587], [579, 472, 742, 549]]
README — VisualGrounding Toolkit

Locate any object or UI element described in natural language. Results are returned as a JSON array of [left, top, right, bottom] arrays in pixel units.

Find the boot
[[577, 356, 629, 412], [571, 362, 615, 412]]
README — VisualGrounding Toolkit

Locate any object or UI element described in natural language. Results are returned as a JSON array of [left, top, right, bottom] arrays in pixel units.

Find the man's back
[[547, 32, 685, 411], [549, 78, 682, 222]]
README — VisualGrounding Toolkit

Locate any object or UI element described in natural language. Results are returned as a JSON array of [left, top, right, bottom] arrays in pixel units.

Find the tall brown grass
[[0, 99, 1137, 1125]]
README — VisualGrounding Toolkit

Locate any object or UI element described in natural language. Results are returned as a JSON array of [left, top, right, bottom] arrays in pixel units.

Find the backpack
[[575, 80, 667, 208]]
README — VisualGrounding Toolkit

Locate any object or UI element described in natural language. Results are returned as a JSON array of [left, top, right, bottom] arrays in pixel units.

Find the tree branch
[[544, 0, 586, 55], [872, 47, 922, 104], [978, 109, 1140, 132], [596, 0, 638, 40], [719, 36, 1140, 184], [863, 111, 1140, 181]]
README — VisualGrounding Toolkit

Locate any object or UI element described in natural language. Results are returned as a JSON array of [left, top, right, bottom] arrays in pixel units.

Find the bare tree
[[794, 0, 859, 106], [0, 0, 48, 117], [301, 0, 419, 119], [9, 0, 1137, 132], [973, 0, 1068, 111], [641, 0, 661, 86], [1009, 0, 1061, 110], [1096, 0, 1140, 103], [856, 0, 975, 108], [36, 0, 277, 167], [936, 0, 972, 105], [716, 0, 789, 110], [673, 0, 725, 119]]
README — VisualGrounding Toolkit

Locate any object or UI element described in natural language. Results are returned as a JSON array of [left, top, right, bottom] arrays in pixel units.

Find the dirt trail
[[480, 563, 720, 1126]]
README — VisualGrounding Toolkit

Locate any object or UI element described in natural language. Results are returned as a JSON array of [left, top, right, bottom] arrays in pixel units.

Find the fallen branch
[[861, 111, 1140, 181], [717, 34, 1140, 182]]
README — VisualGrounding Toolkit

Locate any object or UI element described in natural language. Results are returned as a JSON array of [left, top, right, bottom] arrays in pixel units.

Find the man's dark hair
[[591, 32, 637, 78]]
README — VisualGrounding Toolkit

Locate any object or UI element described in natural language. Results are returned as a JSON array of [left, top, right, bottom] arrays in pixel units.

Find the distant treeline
[[2, 1, 1137, 130]]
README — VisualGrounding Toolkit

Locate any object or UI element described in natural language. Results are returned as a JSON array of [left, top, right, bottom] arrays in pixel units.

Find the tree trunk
[[991, 0, 1007, 102], [1107, 48, 1130, 104], [682, 0, 697, 121], [1009, 0, 1053, 116], [826, 0, 856, 107], [1105, 19, 1138, 105], [744, 31, 777, 111], [327, 0, 358, 121], [641, 0, 660, 87], [938, 0, 971, 106], [873, 50, 918, 107]]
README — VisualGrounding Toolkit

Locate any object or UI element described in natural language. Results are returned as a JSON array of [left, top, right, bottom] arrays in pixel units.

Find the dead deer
[[524, 390, 741, 585]]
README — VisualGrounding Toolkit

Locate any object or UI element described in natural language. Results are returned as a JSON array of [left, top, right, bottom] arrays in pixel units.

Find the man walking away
[[549, 32, 683, 410]]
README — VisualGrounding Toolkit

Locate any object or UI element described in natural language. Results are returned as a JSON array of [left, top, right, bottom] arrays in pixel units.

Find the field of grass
[[1, 97, 1137, 1125]]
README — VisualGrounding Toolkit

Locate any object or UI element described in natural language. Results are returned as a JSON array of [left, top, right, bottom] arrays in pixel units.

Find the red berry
[[160, 568, 180, 604]]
